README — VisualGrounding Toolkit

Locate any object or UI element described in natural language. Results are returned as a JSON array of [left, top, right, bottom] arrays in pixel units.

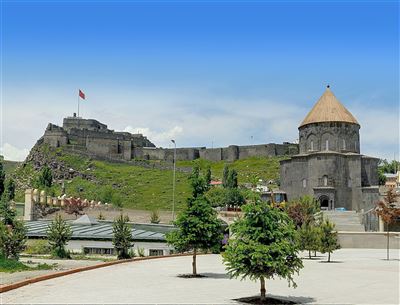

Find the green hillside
[[11, 145, 285, 211]]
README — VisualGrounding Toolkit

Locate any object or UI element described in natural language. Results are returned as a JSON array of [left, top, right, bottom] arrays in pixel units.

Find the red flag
[[79, 89, 86, 100]]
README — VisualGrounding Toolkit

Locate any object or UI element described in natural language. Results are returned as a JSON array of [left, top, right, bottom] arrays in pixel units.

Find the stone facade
[[280, 88, 380, 212], [42, 114, 298, 162]]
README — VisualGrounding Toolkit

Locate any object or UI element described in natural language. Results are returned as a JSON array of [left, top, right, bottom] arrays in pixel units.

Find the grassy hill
[[11, 145, 285, 211], [1, 159, 21, 176]]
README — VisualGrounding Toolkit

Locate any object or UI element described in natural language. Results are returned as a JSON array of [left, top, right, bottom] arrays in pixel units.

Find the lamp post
[[171, 139, 177, 222]]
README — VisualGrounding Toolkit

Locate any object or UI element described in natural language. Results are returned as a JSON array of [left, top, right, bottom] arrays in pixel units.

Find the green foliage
[[318, 220, 340, 262], [226, 169, 238, 189], [0, 220, 27, 260], [223, 201, 303, 300], [0, 160, 5, 198], [285, 195, 320, 228], [222, 165, 229, 188], [2, 178, 15, 201], [0, 253, 30, 272], [150, 210, 160, 224], [378, 159, 400, 185], [24, 239, 52, 255], [298, 223, 321, 259], [167, 196, 222, 253], [189, 166, 210, 199], [0, 197, 17, 226], [167, 167, 222, 274], [137, 247, 145, 257], [38, 166, 53, 188], [47, 214, 72, 258], [223, 188, 245, 207], [112, 214, 134, 259], [205, 187, 227, 207], [0, 254, 54, 273]]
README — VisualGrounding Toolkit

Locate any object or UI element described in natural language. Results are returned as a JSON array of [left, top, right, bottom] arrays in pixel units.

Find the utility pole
[[171, 139, 177, 222]]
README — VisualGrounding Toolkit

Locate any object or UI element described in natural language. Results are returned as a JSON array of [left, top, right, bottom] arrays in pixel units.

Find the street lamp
[[171, 139, 177, 222]]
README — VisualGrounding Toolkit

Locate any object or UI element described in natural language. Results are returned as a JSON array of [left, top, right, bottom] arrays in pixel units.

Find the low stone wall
[[338, 231, 400, 249]]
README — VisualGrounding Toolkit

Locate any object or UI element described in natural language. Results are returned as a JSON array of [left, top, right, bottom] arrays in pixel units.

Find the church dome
[[299, 86, 359, 128]]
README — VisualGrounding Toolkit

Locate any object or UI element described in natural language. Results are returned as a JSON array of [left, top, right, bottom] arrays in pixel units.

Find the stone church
[[280, 86, 379, 211]]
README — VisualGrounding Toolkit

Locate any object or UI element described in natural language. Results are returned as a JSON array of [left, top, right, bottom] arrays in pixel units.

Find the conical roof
[[299, 87, 359, 128]]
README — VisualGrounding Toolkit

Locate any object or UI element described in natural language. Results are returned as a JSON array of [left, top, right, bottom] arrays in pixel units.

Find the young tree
[[319, 220, 340, 262], [285, 196, 320, 228], [222, 165, 229, 188], [0, 196, 16, 226], [2, 178, 15, 201], [226, 169, 238, 189], [0, 220, 27, 260], [112, 214, 134, 259], [0, 189, 26, 260], [298, 223, 321, 259], [166, 196, 223, 275], [47, 214, 72, 258], [223, 201, 303, 301], [38, 166, 53, 188], [375, 189, 400, 260], [167, 166, 222, 276]]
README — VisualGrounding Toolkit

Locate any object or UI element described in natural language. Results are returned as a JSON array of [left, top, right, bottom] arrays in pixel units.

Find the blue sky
[[1, 0, 399, 161]]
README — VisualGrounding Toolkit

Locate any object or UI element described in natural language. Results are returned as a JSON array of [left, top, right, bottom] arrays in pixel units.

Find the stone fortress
[[280, 86, 379, 211], [42, 113, 299, 162]]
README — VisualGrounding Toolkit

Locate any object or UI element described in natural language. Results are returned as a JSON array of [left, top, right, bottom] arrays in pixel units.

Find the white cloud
[[1, 84, 398, 161], [123, 126, 184, 147], [0, 143, 30, 162]]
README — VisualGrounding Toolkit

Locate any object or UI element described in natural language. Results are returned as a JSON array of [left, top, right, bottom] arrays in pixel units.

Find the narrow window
[[310, 140, 314, 151], [325, 140, 329, 151], [323, 176, 328, 186], [354, 141, 357, 151], [342, 139, 346, 150], [302, 179, 307, 188]]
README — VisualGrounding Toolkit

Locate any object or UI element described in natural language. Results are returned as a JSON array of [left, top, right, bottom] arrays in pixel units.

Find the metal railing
[[361, 208, 378, 232]]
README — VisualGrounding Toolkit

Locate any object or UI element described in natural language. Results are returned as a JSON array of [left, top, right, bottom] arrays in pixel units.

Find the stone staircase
[[322, 210, 365, 232]]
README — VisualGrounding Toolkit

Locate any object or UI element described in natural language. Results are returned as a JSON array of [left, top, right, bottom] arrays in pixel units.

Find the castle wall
[[199, 148, 223, 161]]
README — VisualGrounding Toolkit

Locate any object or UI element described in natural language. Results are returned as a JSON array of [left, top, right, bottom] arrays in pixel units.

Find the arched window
[[342, 139, 346, 150], [302, 179, 307, 188], [310, 140, 314, 151], [323, 175, 328, 186], [325, 139, 329, 151]]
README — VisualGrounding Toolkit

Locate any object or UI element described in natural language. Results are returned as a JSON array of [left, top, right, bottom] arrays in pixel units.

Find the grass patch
[[0, 256, 55, 273], [12, 145, 284, 211]]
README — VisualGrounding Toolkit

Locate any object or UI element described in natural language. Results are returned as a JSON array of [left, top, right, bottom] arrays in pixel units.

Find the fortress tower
[[280, 87, 379, 211]]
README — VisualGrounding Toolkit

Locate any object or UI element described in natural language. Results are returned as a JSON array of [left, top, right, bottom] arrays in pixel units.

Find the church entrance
[[319, 195, 330, 210]]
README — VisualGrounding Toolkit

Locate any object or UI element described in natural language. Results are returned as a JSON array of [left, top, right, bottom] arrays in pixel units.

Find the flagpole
[[78, 92, 80, 118]]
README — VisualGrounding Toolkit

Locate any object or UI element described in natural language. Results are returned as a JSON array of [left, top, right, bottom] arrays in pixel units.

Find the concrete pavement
[[2, 249, 399, 304]]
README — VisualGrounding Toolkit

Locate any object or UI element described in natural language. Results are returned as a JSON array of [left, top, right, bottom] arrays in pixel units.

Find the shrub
[[25, 239, 52, 255], [47, 214, 72, 258], [137, 247, 145, 257], [298, 223, 321, 259], [0, 220, 27, 260], [150, 210, 160, 224]]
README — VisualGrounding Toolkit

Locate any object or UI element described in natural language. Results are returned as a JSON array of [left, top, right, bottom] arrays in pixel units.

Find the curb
[[0, 253, 197, 294]]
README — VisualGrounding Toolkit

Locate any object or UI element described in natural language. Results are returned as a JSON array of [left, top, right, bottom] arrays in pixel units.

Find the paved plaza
[[2, 249, 399, 304]]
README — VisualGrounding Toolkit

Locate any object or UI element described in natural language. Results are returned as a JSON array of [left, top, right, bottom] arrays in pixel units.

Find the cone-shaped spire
[[299, 86, 359, 128]]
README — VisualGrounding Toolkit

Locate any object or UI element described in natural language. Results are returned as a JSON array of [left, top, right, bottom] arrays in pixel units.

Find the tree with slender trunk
[[223, 200, 303, 301], [375, 189, 400, 260], [319, 219, 340, 262], [166, 166, 222, 276]]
